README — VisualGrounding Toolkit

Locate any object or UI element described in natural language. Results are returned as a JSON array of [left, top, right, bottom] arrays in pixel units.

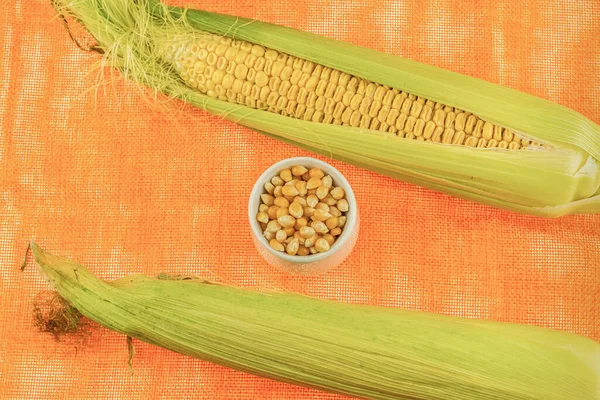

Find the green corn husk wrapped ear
[[52, 0, 600, 217], [31, 242, 600, 400]]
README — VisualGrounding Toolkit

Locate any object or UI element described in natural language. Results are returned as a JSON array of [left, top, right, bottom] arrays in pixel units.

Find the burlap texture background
[[1, 0, 599, 398]]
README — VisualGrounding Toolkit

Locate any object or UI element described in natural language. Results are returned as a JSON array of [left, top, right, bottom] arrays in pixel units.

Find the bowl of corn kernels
[[249, 157, 359, 275]]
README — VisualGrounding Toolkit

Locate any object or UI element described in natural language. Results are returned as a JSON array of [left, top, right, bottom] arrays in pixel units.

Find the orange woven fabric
[[1, 0, 599, 398]]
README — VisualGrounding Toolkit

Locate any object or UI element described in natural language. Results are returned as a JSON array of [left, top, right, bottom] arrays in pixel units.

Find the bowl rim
[[248, 157, 357, 264]]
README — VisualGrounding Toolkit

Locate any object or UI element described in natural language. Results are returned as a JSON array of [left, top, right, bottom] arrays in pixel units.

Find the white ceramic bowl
[[249, 157, 359, 276]]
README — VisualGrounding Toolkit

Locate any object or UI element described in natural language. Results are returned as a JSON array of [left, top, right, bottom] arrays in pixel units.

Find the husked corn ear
[[162, 34, 537, 150], [50, 0, 600, 216], [31, 243, 600, 400]]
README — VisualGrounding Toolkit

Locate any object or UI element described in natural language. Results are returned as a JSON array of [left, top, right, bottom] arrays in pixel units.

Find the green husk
[[52, 0, 600, 216], [31, 242, 600, 399]]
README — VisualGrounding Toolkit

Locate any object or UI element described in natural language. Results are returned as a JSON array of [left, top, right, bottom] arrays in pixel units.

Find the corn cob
[[164, 33, 536, 150], [31, 242, 600, 400], [51, 0, 600, 217]]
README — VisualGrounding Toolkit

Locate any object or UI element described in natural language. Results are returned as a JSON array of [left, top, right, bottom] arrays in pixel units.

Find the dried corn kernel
[[266, 220, 282, 233], [325, 217, 339, 230], [329, 206, 341, 217], [270, 238, 285, 252], [264, 182, 275, 194], [313, 209, 332, 222], [300, 226, 316, 238], [330, 187, 345, 200], [276, 207, 289, 219], [306, 195, 319, 208], [276, 230, 288, 243], [294, 231, 306, 245], [304, 206, 315, 217], [311, 221, 329, 234], [286, 238, 299, 255], [307, 177, 322, 190], [322, 234, 335, 246], [274, 197, 290, 208], [293, 196, 308, 207], [295, 217, 308, 230], [295, 181, 308, 196], [316, 186, 329, 200], [288, 202, 303, 218], [322, 195, 337, 206], [315, 238, 330, 253], [278, 215, 296, 228], [258, 164, 351, 256], [282, 185, 300, 197], [315, 202, 330, 211], [256, 212, 269, 224], [291, 165, 308, 176], [264, 231, 275, 241], [329, 226, 342, 236], [309, 168, 325, 179], [261, 194, 275, 206], [297, 245, 310, 256], [280, 169, 293, 182]]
